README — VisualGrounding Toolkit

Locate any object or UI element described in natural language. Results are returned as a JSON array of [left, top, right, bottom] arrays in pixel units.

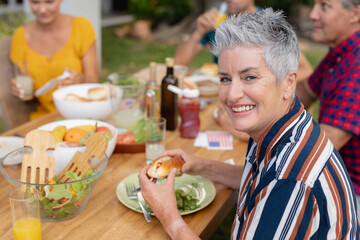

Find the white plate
[[185, 75, 220, 96], [0, 137, 25, 165]]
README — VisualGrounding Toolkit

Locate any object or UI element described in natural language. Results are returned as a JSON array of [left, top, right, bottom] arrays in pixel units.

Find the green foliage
[[128, 0, 192, 25], [256, 0, 314, 13], [0, 12, 27, 39]]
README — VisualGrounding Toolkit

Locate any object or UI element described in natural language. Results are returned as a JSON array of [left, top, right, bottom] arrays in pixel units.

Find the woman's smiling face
[[218, 46, 295, 142]]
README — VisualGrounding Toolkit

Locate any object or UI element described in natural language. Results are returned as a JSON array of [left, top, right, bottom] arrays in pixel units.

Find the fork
[[126, 183, 152, 222]]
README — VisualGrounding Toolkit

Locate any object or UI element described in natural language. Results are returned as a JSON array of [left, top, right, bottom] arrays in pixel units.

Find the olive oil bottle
[[161, 57, 178, 130]]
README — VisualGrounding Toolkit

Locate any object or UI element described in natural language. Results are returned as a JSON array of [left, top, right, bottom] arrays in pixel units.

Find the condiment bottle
[[161, 57, 178, 130], [179, 88, 200, 138], [145, 62, 160, 118]]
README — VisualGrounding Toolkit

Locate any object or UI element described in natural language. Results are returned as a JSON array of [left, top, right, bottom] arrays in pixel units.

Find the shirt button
[[329, 68, 334, 73], [337, 57, 341, 62]]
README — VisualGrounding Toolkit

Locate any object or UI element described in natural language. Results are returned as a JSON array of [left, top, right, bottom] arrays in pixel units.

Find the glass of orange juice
[[9, 187, 42, 240]]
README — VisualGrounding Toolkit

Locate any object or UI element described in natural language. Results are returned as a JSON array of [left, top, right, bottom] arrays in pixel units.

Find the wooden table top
[[0, 101, 248, 239]]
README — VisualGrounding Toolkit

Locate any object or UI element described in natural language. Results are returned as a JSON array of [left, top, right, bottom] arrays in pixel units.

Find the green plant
[[0, 12, 27, 39], [128, 0, 158, 21], [128, 0, 192, 25]]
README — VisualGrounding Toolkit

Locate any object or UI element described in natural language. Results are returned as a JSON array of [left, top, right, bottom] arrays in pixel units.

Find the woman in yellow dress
[[10, 0, 98, 119]]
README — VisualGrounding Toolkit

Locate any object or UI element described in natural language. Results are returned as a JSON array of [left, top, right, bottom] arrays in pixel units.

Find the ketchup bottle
[[179, 88, 200, 138]]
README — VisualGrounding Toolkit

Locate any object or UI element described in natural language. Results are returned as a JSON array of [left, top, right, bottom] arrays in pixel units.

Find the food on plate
[[39, 169, 98, 220], [147, 155, 184, 179], [200, 63, 218, 76], [117, 131, 136, 144], [175, 183, 200, 211], [63, 93, 91, 102], [183, 78, 198, 90], [116, 119, 146, 145], [195, 79, 219, 87], [88, 87, 108, 101], [51, 125, 67, 142]]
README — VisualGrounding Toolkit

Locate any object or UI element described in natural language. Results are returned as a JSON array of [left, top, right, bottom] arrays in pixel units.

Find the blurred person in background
[[139, 9, 359, 239], [174, 0, 313, 141], [296, 0, 360, 214], [10, 0, 98, 119]]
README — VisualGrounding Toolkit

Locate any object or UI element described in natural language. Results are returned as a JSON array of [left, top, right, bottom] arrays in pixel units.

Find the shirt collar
[[255, 97, 304, 167], [330, 30, 360, 59]]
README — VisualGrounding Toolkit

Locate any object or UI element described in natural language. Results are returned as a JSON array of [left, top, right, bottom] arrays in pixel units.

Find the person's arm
[[159, 149, 243, 189], [82, 42, 98, 83], [138, 167, 200, 240], [320, 124, 353, 150], [174, 8, 218, 65], [295, 79, 318, 109], [297, 51, 313, 83]]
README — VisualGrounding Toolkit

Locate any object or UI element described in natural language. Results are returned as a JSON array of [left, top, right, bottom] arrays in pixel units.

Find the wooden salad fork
[[20, 130, 56, 184], [57, 132, 108, 183]]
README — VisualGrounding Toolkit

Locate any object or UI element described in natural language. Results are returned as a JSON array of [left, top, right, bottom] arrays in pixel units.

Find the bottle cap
[[165, 57, 174, 67], [183, 88, 199, 98]]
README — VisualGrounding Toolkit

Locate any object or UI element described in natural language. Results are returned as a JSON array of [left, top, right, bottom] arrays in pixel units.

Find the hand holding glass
[[14, 61, 34, 100], [9, 187, 42, 240], [145, 117, 166, 165]]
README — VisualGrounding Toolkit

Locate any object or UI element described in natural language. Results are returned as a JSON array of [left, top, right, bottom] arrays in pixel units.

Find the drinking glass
[[145, 117, 166, 165], [14, 61, 33, 100], [174, 65, 188, 89], [9, 187, 42, 240]]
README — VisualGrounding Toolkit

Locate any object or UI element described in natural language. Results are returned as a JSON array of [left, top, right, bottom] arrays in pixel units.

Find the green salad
[[175, 183, 200, 212], [38, 169, 98, 220]]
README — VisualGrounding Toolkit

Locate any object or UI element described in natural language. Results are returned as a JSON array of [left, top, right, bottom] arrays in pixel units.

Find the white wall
[[24, 0, 102, 70]]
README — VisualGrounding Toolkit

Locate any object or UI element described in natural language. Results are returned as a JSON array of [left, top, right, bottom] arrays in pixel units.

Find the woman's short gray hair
[[212, 8, 299, 83], [340, 0, 360, 9]]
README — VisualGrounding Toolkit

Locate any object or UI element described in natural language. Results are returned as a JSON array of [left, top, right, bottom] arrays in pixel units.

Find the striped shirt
[[231, 97, 359, 239]]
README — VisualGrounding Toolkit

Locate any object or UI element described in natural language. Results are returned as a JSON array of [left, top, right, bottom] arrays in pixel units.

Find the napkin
[[194, 131, 233, 150]]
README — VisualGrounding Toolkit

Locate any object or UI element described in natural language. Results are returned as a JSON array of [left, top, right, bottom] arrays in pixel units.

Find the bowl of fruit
[[37, 119, 116, 173], [0, 145, 108, 222]]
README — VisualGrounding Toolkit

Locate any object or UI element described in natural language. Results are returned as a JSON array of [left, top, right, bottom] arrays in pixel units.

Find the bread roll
[[183, 78, 198, 90], [88, 87, 108, 101], [200, 63, 218, 76], [147, 155, 184, 179], [63, 93, 91, 102]]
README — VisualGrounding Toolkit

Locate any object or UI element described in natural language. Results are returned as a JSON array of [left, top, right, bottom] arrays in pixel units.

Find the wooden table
[[0, 101, 248, 239]]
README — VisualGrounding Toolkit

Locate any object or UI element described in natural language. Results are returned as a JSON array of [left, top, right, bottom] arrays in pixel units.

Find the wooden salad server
[[20, 130, 56, 184], [57, 132, 108, 183]]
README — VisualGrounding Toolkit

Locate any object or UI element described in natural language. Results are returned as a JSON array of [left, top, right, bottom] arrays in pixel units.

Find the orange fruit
[[63, 127, 88, 143]]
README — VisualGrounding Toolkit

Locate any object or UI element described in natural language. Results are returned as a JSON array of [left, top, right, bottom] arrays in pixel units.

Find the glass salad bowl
[[0, 147, 108, 222]]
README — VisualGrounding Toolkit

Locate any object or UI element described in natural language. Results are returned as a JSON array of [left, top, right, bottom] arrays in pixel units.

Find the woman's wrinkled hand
[[138, 166, 181, 223]]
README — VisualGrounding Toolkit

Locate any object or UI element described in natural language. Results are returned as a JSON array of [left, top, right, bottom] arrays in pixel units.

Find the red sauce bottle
[[179, 89, 200, 138]]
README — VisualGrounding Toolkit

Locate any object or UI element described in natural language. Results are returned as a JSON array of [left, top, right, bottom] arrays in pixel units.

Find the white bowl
[[38, 119, 117, 174], [52, 83, 122, 120]]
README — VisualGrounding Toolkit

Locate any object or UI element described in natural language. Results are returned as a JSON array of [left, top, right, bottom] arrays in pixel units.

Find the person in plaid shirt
[[296, 0, 360, 214]]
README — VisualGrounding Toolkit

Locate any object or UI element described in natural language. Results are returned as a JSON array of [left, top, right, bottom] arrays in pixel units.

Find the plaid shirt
[[308, 30, 360, 194]]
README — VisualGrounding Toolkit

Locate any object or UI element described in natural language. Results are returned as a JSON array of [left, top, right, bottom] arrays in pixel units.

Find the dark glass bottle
[[161, 57, 178, 130]]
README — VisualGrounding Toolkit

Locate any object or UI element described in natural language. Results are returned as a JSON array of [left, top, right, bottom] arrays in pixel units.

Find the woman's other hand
[[59, 68, 84, 87]]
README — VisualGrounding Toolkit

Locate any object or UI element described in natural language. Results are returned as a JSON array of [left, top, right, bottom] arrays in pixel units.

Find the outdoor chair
[[0, 37, 37, 131]]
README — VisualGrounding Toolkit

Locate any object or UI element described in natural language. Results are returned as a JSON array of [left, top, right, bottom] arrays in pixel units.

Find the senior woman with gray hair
[[138, 8, 359, 239]]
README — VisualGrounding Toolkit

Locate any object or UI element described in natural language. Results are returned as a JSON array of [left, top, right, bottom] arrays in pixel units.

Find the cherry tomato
[[116, 131, 136, 144], [96, 126, 112, 134]]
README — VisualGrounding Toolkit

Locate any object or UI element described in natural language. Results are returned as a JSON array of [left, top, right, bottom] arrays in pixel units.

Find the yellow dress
[[10, 17, 96, 120]]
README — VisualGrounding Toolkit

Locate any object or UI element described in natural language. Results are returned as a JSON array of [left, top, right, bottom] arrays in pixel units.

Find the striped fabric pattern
[[231, 97, 359, 239]]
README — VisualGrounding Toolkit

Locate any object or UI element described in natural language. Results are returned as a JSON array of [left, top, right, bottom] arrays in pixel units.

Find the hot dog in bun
[[147, 155, 184, 179]]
